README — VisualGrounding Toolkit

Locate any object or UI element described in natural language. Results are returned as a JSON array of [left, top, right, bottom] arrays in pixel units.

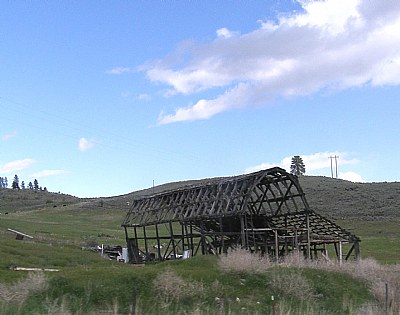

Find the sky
[[1, 0, 400, 197]]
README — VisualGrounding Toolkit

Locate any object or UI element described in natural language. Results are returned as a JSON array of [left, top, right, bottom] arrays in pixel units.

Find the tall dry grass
[[218, 247, 274, 273], [0, 272, 48, 307], [153, 269, 205, 304], [218, 248, 400, 314]]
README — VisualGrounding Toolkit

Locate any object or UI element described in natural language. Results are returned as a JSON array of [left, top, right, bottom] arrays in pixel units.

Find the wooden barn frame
[[122, 167, 360, 263]]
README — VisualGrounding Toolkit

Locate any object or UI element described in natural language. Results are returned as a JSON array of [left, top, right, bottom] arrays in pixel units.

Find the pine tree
[[290, 156, 306, 176], [21, 181, 26, 189], [28, 182, 34, 190], [0, 177, 4, 189], [12, 174, 20, 189], [33, 179, 39, 190]]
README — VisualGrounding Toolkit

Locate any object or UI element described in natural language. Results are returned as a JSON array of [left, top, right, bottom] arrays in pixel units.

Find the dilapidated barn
[[122, 167, 360, 263]]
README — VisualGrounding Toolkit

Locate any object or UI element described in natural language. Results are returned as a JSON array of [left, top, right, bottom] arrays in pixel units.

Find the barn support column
[[274, 230, 279, 262], [143, 226, 149, 259], [306, 212, 311, 259], [240, 215, 246, 249], [294, 228, 299, 251], [219, 217, 225, 254], [354, 240, 360, 261], [200, 221, 206, 255], [181, 222, 186, 253], [126, 226, 140, 264], [169, 221, 177, 259], [155, 224, 162, 261]]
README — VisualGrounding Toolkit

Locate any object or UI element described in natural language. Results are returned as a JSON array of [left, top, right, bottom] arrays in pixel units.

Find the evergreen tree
[[290, 156, 306, 176], [4, 177, 8, 188], [21, 181, 26, 189], [0, 177, 4, 189], [12, 174, 20, 189], [28, 181, 34, 190], [33, 179, 39, 190]]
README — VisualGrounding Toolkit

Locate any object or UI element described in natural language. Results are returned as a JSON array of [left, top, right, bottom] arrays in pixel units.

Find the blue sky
[[1, 0, 400, 197]]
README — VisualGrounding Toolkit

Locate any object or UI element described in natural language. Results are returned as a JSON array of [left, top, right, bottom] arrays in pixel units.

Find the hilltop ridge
[[1, 175, 399, 221]]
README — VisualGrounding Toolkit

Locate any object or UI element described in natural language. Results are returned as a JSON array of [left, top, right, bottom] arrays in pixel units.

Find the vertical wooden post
[[124, 226, 129, 242], [143, 226, 149, 259], [133, 226, 139, 259], [169, 221, 177, 259], [339, 241, 343, 266], [240, 215, 246, 248], [181, 222, 186, 252], [189, 222, 195, 256], [274, 230, 279, 262], [155, 224, 162, 261], [219, 217, 225, 254], [306, 212, 311, 259], [354, 240, 360, 261], [200, 221, 206, 255]]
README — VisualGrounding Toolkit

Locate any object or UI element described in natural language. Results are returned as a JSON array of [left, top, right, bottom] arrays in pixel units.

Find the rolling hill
[[1, 175, 399, 222]]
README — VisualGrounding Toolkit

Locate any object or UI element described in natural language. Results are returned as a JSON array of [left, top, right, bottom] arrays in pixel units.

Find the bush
[[268, 270, 317, 301], [0, 272, 47, 306], [153, 269, 204, 304], [218, 247, 273, 273]]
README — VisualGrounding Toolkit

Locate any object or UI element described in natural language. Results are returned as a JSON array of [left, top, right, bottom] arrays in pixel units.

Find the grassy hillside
[[299, 176, 400, 221], [0, 175, 399, 314]]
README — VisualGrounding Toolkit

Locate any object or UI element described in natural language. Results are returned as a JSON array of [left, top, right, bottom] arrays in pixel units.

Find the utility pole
[[329, 155, 339, 178]]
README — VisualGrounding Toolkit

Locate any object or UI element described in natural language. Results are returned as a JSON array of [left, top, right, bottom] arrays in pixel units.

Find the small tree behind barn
[[290, 156, 306, 176]]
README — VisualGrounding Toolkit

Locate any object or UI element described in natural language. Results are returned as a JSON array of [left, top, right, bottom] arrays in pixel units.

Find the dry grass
[[218, 247, 273, 273], [0, 272, 48, 306], [218, 248, 400, 314], [153, 269, 205, 304], [269, 270, 317, 301]]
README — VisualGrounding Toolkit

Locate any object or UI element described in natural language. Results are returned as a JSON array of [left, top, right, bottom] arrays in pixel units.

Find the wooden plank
[[7, 228, 33, 239]]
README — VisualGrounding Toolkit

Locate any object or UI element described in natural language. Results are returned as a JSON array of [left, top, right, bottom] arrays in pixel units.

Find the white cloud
[[143, 0, 400, 124], [339, 171, 364, 182], [0, 158, 36, 174], [31, 170, 68, 178], [245, 151, 359, 175], [216, 27, 236, 39], [106, 67, 132, 75], [78, 138, 96, 152], [2, 131, 17, 141]]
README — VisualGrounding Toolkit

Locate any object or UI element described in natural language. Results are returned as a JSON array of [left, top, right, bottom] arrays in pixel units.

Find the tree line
[[0, 174, 46, 191]]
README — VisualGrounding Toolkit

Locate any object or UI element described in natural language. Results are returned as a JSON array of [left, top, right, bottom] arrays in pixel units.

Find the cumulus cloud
[[31, 170, 68, 178], [339, 171, 364, 182], [0, 158, 36, 174], [142, 0, 400, 124], [245, 151, 359, 175], [78, 137, 96, 152], [2, 131, 17, 141]]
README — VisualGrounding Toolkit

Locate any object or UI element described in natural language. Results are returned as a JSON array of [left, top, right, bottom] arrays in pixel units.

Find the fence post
[[385, 282, 389, 315]]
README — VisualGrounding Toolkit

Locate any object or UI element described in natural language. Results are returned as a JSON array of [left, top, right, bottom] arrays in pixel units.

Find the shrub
[[152, 269, 204, 304], [0, 272, 48, 306], [268, 270, 317, 301], [218, 247, 273, 273]]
